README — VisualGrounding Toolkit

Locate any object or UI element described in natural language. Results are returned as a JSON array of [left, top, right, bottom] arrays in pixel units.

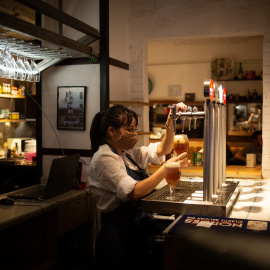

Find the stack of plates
[[24, 140, 36, 162], [24, 139, 36, 153]]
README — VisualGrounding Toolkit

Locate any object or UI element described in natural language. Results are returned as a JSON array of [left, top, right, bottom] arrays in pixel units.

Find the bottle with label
[[252, 89, 258, 99], [15, 142, 19, 156], [238, 62, 244, 79], [21, 86, 25, 96], [246, 89, 251, 100], [4, 142, 8, 158], [2, 83, 6, 94]]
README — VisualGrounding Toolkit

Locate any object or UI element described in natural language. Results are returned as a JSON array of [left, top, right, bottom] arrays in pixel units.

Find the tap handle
[[182, 118, 185, 133], [194, 118, 197, 129], [168, 104, 177, 120], [187, 106, 191, 130], [187, 106, 192, 112], [193, 106, 198, 129]]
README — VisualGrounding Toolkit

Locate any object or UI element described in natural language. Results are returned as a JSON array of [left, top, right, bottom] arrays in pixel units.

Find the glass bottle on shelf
[[252, 89, 258, 99], [246, 89, 251, 100], [238, 62, 244, 79]]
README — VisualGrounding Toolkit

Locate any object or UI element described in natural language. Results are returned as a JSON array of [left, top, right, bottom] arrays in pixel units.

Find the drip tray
[[141, 180, 240, 217]]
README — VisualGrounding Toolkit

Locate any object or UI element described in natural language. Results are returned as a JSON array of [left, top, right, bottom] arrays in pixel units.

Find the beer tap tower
[[142, 79, 240, 216]]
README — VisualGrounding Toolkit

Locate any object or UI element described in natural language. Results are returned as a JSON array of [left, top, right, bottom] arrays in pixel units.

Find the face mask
[[117, 131, 138, 150]]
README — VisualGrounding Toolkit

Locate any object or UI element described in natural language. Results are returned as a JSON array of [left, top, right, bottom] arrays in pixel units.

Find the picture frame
[[211, 58, 235, 81], [185, 93, 195, 101], [57, 86, 86, 130]]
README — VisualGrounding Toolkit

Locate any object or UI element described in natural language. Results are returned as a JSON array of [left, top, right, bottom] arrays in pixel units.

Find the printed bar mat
[[168, 214, 270, 236]]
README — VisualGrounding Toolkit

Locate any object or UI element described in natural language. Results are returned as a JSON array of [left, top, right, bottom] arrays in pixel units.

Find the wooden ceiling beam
[[0, 0, 35, 24]]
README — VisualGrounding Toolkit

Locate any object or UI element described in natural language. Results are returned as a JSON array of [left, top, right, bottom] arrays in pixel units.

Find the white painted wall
[[42, 0, 100, 177], [109, 0, 130, 101], [42, 65, 100, 149], [148, 36, 263, 101], [126, 0, 270, 178], [109, 0, 129, 63]]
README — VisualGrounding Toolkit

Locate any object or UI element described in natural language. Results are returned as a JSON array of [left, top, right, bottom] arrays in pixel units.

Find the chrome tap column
[[203, 80, 227, 201], [169, 79, 227, 202], [142, 80, 239, 217]]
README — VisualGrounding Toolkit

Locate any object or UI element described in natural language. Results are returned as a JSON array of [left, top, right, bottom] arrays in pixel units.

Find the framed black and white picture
[[211, 58, 235, 80], [57, 86, 86, 130]]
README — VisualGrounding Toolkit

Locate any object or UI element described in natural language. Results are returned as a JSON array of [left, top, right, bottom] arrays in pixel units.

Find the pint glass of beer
[[164, 162, 181, 200], [173, 134, 189, 156]]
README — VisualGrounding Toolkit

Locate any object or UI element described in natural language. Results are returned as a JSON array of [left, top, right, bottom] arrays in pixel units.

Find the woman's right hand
[[167, 152, 188, 168]]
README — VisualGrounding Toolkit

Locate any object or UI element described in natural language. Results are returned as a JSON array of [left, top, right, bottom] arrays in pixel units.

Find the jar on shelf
[[12, 86, 18, 95], [2, 83, 6, 94], [21, 86, 25, 96], [5, 84, 11, 94]]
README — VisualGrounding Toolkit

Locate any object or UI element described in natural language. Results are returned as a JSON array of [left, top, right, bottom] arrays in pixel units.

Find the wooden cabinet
[[0, 188, 97, 269], [0, 209, 58, 269], [0, 78, 36, 122], [0, 79, 38, 192]]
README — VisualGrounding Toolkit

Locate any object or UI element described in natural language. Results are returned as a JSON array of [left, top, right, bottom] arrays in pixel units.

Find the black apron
[[95, 144, 155, 270], [102, 145, 154, 227]]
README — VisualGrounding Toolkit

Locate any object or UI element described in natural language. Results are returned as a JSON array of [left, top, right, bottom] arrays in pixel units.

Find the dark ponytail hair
[[90, 105, 138, 155]]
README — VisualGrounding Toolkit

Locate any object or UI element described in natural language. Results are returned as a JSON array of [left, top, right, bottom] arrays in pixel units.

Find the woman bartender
[[89, 104, 188, 270]]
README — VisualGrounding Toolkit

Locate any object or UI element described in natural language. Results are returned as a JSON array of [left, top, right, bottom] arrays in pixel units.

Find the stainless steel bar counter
[[162, 178, 270, 270]]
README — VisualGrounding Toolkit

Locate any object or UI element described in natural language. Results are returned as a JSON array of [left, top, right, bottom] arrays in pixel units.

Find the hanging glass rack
[[0, 1, 101, 74], [0, 33, 72, 60]]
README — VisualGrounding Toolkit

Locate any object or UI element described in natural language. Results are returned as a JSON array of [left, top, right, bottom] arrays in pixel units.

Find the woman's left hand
[[167, 152, 188, 168]]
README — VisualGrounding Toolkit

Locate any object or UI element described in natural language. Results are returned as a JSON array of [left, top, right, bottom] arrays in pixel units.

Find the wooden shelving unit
[[0, 94, 25, 99], [109, 101, 151, 106]]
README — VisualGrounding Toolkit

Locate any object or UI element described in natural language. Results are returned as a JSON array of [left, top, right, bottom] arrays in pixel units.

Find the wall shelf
[[227, 98, 262, 103], [217, 76, 262, 82], [0, 119, 25, 123], [110, 101, 151, 106], [0, 94, 25, 99], [149, 100, 204, 106]]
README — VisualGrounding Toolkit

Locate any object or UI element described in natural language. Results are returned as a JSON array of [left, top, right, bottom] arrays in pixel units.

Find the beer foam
[[174, 134, 188, 144], [165, 162, 180, 168]]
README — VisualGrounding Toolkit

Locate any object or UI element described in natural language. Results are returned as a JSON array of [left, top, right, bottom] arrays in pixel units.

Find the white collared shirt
[[88, 143, 162, 212]]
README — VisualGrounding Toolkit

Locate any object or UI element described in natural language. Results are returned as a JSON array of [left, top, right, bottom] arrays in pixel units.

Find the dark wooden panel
[[99, 0, 110, 112], [109, 58, 129, 70], [0, 209, 57, 269], [56, 57, 99, 66], [42, 148, 92, 157]]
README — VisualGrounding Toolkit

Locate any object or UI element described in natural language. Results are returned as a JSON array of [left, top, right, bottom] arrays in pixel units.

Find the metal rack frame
[[0, 0, 101, 71]]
